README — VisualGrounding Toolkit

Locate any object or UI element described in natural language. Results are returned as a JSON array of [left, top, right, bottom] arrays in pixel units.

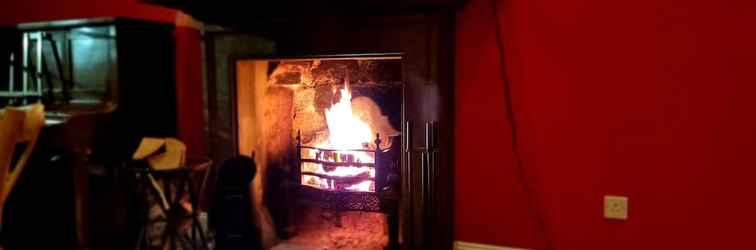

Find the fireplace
[[191, 8, 456, 249], [233, 56, 403, 249]]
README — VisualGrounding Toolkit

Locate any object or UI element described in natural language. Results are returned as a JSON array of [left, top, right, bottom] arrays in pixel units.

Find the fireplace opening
[[234, 55, 403, 250]]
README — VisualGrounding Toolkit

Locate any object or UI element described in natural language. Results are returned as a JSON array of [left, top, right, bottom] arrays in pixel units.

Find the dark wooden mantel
[[142, 0, 466, 26]]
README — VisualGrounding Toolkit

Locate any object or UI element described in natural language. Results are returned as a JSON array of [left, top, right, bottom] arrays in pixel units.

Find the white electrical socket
[[604, 195, 628, 220]]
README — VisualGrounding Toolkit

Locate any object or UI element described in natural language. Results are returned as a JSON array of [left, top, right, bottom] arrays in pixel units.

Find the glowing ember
[[302, 83, 377, 192]]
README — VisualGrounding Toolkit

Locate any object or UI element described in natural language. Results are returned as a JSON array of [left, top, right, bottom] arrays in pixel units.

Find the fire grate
[[293, 130, 401, 248], [294, 131, 398, 212], [297, 186, 383, 211]]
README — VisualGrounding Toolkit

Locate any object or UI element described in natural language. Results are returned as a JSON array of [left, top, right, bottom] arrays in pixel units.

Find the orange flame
[[302, 84, 377, 192]]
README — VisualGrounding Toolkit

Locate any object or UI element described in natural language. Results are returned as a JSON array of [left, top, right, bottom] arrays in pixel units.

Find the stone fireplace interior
[[235, 56, 403, 249]]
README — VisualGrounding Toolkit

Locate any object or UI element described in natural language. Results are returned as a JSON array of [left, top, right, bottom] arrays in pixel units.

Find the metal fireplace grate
[[293, 130, 402, 248], [294, 131, 398, 212]]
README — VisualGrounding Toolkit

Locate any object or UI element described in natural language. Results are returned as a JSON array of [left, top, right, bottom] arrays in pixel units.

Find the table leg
[[72, 150, 89, 250]]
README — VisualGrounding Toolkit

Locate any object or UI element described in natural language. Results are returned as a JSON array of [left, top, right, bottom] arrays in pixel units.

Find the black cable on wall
[[489, 0, 555, 249]]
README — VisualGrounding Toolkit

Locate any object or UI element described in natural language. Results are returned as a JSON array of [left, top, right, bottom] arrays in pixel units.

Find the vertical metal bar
[[423, 121, 433, 245], [404, 121, 412, 195], [420, 149, 428, 208], [67, 31, 74, 96], [402, 120, 413, 248], [295, 130, 302, 184], [8, 53, 13, 93], [420, 121, 439, 247], [374, 133, 383, 193], [419, 148, 429, 247], [21, 32, 29, 95], [35, 32, 42, 98], [425, 122, 434, 150], [404, 121, 412, 152], [38, 34, 45, 98]]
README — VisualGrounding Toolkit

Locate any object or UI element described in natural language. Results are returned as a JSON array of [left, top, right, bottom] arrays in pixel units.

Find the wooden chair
[[0, 103, 45, 228], [128, 156, 212, 250]]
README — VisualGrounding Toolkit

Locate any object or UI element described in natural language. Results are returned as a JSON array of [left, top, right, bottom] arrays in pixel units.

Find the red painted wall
[[455, 0, 548, 248], [0, 0, 206, 156], [456, 0, 756, 249], [0, 0, 175, 24], [175, 26, 206, 156]]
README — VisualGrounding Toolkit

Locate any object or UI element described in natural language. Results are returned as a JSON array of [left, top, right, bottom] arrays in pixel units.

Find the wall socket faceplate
[[604, 195, 628, 220]]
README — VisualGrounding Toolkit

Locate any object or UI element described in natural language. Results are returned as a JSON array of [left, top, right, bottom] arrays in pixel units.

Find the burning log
[[301, 159, 374, 168], [301, 171, 374, 184]]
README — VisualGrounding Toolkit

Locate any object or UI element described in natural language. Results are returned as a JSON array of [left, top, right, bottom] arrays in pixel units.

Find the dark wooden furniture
[[0, 18, 178, 250], [0, 104, 45, 245], [127, 157, 211, 250]]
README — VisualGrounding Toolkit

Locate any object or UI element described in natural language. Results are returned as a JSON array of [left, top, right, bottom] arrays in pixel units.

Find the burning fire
[[302, 84, 377, 192], [324, 87, 373, 151]]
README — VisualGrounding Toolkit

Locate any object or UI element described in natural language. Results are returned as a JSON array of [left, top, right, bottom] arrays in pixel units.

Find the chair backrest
[[0, 103, 45, 207]]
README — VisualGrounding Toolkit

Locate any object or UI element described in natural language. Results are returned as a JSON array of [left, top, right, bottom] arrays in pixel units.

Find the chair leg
[[186, 174, 208, 250], [72, 151, 89, 250], [134, 174, 150, 250], [192, 215, 208, 250], [134, 225, 147, 250], [170, 231, 177, 250]]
